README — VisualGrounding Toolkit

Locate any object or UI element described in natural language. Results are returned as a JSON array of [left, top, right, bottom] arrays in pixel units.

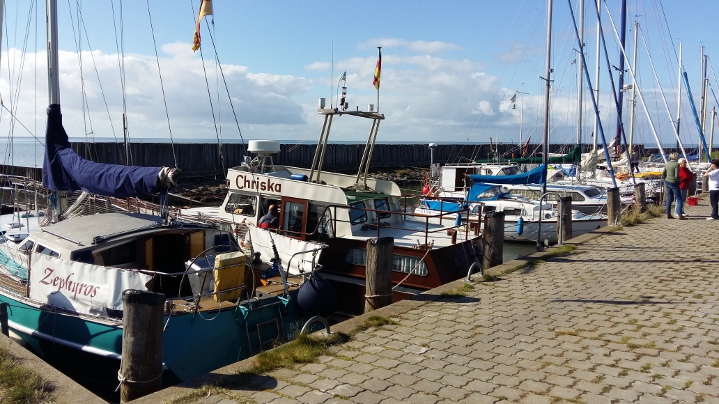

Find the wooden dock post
[[483, 211, 504, 269], [607, 187, 621, 225], [365, 237, 394, 313], [558, 196, 572, 244], [634, 182, 646, 212], [0, 303, 8, 336], [120, 290, 166, 403]]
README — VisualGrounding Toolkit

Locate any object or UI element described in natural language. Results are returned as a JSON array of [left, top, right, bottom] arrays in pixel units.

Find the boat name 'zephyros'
[[234, 174, 282, 193], [39, 267, 100, 299]]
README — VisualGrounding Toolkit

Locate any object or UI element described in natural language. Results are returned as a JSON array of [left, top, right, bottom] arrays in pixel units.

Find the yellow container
[[213, 252, 247, 302]]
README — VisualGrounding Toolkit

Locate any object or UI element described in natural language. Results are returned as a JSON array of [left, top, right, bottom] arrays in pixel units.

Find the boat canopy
[[466, 183, 509, 202], [468, 164, 546, 185], [42, 104, 164, 197]]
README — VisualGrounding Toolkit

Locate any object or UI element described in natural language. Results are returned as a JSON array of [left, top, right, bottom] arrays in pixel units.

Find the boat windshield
[[584, 187, 603, 198], [497, 166, 522, 176], [475, 186, 504, 199]]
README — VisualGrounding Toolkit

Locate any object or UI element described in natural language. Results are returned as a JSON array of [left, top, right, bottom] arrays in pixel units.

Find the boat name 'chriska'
[[39, 267, 100, 299], [234, 174, 282, 193]]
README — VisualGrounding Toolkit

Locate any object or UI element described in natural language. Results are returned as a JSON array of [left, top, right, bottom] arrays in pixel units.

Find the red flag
[[192, 0, 213, 52], [372, 49, 382, 90], [521, 137, 531, 157]]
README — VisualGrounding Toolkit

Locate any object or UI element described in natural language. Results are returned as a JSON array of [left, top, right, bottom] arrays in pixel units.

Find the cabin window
[[96, 241, 137, 267], [18, 239, 34, 254], [345, 248, 428, 277], [349, 201, 368, 225], [36, 244, 60, 258], [502, 208, 523, 216], [307, 203, 333, 238], [225, 193, 257, 216], [373, 198, 391, 219], [282, 201, 305, 236], [584, 188, 602, 198], [483, 205, 496, 213], [570, 193, 586, 202]]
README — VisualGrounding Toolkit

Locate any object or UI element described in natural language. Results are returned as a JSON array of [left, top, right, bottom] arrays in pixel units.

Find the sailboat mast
[[613, 0, 627, 153], [592, 0, 601, 151], [541, 0, 553, 198], [576, 0, 584, 146], [47, 0, 60, 105], [628, 21, 638, 152], [675, 43, 683, 151]]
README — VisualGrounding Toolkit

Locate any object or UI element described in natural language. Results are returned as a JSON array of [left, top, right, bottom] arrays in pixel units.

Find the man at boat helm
[[258, 204, 279, 229]]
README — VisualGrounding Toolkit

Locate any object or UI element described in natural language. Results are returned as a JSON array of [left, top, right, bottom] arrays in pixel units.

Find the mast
[[592, 0, 601, 151], [541, 0, 553, 198], [47, 0, 60, 106], [627, 21, 638, 152], [613, 0, 627, 154], [576, 0, 584, 147], [675, 43, 683, 152]]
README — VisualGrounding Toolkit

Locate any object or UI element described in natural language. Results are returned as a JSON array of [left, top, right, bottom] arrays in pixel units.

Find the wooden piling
[[0, 303, 8, 336], [483, 211, 504, 269], [120, 290, 166, 403], [365, 237, 394, 313], [607, 187, 621, 225], [634, 183, 646, 212], [558, 196, 572, 244]]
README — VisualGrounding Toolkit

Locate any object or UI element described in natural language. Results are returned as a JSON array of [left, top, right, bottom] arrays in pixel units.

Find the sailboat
[[0, 0, 320, 388]]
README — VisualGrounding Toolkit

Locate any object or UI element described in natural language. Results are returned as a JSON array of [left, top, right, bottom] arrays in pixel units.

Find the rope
[[115, 368, 164, 392], [391, 241, 433, 290], [144, 0, 178, 168]]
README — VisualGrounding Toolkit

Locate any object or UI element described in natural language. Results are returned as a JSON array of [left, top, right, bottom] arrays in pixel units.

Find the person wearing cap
[[703, 160, 719, 221], [258, 204, 279, 229], [662, 152, 682, 219]]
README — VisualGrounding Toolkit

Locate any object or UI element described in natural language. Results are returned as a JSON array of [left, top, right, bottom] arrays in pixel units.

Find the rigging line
[[65, 0, 93, 159], [647, 0, 675, 90], [77, 9, 121, 148], [0, 103, 43, 145], [707, 58, 719, 110], [2, 2, 35, 171], [638, 26, 683, 150], [144, 0, 178, 168], [110, 0, 131, 164], [204, 20, 246, 158], [193, 5, 226, 174], [655, 0, 678, 62]]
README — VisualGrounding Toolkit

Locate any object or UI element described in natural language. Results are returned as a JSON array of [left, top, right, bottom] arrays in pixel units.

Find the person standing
[[677, 158, 694, 218], [662, 152, 681, 219], [704, 160, 719, 221]]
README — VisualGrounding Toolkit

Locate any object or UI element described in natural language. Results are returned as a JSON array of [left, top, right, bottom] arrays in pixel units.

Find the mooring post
[[558, 196, 572, 244], [120, 290, 166, 403], [365, 237, 394, 313], [634, 182, 646, 213], [483, 211, 504, 269], [607, 187, 621, 225], [0, 303, 8, 336]]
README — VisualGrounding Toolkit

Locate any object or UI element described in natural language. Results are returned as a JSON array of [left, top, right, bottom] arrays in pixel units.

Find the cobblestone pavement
[[137, 196, 719, 404]]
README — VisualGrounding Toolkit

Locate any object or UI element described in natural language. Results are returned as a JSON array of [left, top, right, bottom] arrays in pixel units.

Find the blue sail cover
[[468, 164, 546, 185], [42, 105, 164, 197]]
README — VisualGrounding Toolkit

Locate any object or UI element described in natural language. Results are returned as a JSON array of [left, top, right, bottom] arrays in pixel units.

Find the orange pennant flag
[[192, 0, 213, 52]]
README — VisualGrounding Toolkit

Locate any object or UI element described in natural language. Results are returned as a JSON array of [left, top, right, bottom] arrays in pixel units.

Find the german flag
[[372, 49, 382, 90]]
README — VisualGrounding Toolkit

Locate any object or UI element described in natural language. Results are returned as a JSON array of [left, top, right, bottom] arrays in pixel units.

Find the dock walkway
[[137, 196, 719, 403]]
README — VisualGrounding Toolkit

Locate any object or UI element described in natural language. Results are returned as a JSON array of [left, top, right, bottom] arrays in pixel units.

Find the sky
[[0, 0, 717, 158]]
